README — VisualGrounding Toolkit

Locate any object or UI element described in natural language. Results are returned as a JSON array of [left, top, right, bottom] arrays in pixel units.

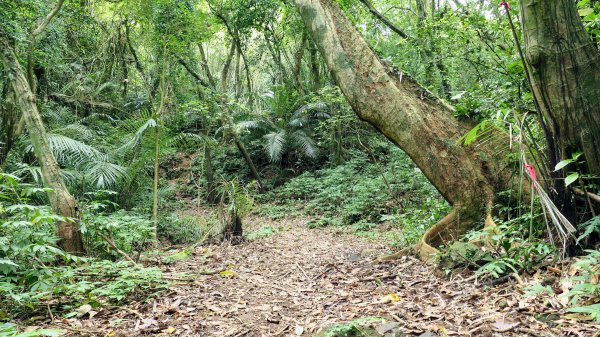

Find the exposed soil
[[46, 216, 598, 337]]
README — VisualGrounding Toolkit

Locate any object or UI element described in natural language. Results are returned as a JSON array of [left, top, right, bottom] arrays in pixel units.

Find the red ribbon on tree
[[524, 163, 537, 189], [499, 1, 510, 9]]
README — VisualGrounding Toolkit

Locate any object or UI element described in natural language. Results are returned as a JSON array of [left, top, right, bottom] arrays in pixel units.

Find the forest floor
[[45, 215, 598, 337]]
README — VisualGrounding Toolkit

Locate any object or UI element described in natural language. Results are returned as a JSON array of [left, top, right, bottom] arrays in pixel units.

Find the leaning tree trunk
[[1, 37, 83, 253], [294, 0, 514, 260], [519, 1, 600, 197]]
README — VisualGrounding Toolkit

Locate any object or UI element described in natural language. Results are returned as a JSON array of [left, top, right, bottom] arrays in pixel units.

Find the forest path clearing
[[60, 216, 595, 337]]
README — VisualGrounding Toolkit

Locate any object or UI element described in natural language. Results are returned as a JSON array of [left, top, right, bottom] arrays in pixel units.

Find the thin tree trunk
[[308, 40, 321, 91], [220, 42, 236, 92], [1, 36, 83, 253], [233, 135, 264, 192], [234, 48, 242, 98], [233, 35, 253, 104], [152, 118, 159, 241], [119, 25, 128, 97], [0, 82, 17, 166], [152, 78, 167, 241], [203, 144, 217, 203], [27, 0, 67, 93], [198, 43, 217, 88], [125, 21, 146, 81], [359, 0, 410, 39], [293, 0, 513, 259], [293, 31, 307, 96]]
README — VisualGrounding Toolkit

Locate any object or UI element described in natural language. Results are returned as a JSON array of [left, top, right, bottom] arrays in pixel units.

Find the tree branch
[[32, 0, 67, 37], [97, 232, 137, 264], [178, 58, 210, 88], [358, 0, 411, 40]]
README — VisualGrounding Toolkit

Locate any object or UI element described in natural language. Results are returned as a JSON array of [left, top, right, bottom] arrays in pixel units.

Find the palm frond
[[263, 130, 286, 162], [11, 164, 44, 185], [291, 130, 318, 159], [293, 102, 329, 119], [287, 118, 304, 128], [43, 106, 72, 126], [171, 133, 213, 148], [52, 123, 94, 141], [79, 113, 119, 124], [85, 161, 128, 189], [29, 133, 105, 164], [95, 82, 117, 96], [235, 120, 262, 132], [118, 117, 157, 152]]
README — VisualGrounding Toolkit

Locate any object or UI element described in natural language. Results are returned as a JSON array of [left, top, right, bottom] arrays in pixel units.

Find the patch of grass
[[162, 248, 192, 264], [245, 226, 278, 240]]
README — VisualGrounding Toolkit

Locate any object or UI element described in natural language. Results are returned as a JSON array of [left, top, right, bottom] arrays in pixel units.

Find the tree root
[[376, 209, 458, 263], [377, 201, 496, 264], [417, 209, 458, 262], [376, 246, 414, 262]]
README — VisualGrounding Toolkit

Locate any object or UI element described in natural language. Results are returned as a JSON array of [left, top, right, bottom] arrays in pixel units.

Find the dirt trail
[[55, 217, 597, 337]]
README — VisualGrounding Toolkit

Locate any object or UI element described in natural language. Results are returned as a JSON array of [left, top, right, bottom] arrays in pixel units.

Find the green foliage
[[0, 174, 166, 318], [577, 215, 600, 244], [0, 173, 80, 289], [314, 317, 382, 337], [82, 209, 155, 259], [578, 0, 600, 39], [0, 323, 61, 337], [162, 248, 191, 264], [525, 250, 600, 321], [554, 152, 584, 187], [55, 260, 166, 305], [263, 147, 445, 234], [465, 212, 555, 279], [245, 225, 278, 240], [158, 213, 204, 244], [217, 178, 256, 220]]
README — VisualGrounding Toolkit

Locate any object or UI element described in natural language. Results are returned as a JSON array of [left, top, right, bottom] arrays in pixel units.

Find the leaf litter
[[37, 216, 598, 336]]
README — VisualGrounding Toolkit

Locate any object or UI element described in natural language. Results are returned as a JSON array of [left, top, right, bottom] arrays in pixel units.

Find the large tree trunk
[[293, 0, 513, 259], [1, 37, 83, 254], [519, 1, 600, 195]]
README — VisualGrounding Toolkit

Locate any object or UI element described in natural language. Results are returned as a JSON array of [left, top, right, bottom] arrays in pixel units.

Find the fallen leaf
[[491, 320, 520, 332], [162, 326, 177, 334], [377, 293, 400, 304], [219, 270, 236, 277], [76, 304, 92, 316]]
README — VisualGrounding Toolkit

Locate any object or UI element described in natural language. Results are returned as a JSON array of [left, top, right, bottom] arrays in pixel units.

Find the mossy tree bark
[[293, 0, 514, 260], [519, 1, 600, 206], [1, 36, 83, 253]]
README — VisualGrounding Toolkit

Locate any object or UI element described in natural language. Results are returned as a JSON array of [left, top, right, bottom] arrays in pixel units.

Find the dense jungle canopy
[[0, 0, 599, 336]]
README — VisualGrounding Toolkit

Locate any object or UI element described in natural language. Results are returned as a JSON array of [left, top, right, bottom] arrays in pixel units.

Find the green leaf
[[567, 304, 600, 321], [578, 8, 594, 16], [554, 159, 573, 171], [565, 173, 580, 187], [578, 0, 590, 7]]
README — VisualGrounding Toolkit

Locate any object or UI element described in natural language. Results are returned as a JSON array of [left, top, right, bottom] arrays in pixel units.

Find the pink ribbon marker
[[499, 1, 510, 9], [524, 163, 537, 189]]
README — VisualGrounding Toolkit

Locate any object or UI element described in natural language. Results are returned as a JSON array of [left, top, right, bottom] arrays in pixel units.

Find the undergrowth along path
[[53, 217, 597, 337]]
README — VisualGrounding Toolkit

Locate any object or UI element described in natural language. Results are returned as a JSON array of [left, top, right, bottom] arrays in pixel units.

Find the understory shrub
[[0, 174, 167, 319], [261, 147, 445, 230]]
